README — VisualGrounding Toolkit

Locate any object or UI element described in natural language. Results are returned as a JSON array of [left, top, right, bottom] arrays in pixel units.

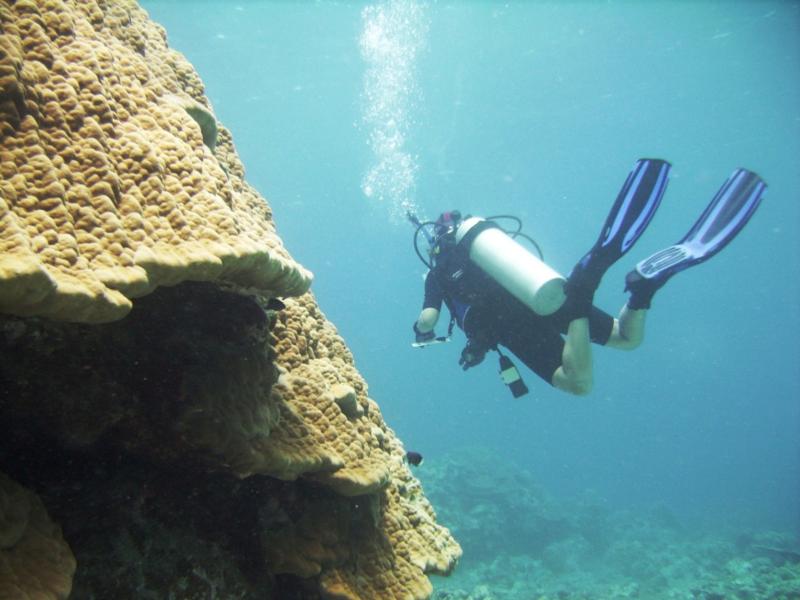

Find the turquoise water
[[140, 0, 799, 590]]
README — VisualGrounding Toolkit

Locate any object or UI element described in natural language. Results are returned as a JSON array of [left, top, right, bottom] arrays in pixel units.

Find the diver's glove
[[459, 339, 488, 370], [413, 322, 435, 344]]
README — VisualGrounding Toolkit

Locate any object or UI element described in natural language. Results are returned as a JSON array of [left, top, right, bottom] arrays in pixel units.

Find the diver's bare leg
[[552, 317, 593, 395], [606, 305, 646, 350]]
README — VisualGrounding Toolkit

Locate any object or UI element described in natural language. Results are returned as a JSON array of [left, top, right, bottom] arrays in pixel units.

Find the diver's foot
[[624, 269, 669, 310], [570, 249, 614, 289], [563, 255, 604, 319]]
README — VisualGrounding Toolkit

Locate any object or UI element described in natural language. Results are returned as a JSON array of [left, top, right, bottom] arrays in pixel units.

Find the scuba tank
[[454, 217, 566, 316]]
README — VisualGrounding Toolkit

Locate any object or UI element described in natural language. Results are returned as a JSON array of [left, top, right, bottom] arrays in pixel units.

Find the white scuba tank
[[454, 216, 566, 316]]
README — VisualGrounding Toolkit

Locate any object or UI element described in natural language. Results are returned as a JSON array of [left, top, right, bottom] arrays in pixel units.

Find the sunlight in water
[[359, 0, 428, 221]]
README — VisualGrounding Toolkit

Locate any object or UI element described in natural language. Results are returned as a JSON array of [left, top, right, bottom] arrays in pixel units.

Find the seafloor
[[419, 448, 800, 600]]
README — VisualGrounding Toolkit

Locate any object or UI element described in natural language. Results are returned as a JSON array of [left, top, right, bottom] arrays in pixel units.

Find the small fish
[[266, 298, 286, 311], [405, 451, 423, 467]]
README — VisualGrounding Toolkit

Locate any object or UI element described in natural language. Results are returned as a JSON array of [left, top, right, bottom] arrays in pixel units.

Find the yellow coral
[[318, 457, 461, 599], [264, 295, 462, 593], [0, 0, 461, 596], [0, 0, 311, 323], [171, 291, 462, 593], [0, 472, 76, 600]]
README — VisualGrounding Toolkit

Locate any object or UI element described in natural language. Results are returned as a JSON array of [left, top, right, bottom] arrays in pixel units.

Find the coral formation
[[0, 0, 460, 597], [0, 0, 311, 324], [0, 285, 461, 598], [0, 472, 76, 600]]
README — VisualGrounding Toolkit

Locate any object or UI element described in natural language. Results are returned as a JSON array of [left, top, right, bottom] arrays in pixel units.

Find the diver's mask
[[430, 210, 462, 260]]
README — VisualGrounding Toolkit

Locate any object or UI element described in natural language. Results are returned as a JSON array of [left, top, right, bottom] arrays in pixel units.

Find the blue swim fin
[[568, 158, 671, 296], [595, 158, 672, 261], [626, 168, 767, 309]]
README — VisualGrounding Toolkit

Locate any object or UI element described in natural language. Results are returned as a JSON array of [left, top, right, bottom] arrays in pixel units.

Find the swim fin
[[566, 158, 671, 307], [626, 168, 767, 309]]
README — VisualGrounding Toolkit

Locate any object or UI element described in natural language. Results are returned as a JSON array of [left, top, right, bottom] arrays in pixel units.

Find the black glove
[[413, 321, 435, 344], [459, 339, 488, 370]]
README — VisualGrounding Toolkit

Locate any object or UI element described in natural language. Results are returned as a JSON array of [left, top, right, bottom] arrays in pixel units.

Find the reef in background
[[0, 0, 460, 598], [421, 448, 800, 600]]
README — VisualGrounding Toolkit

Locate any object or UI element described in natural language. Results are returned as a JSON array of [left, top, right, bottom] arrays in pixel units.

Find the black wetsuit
[[422, 245, 614, 384]]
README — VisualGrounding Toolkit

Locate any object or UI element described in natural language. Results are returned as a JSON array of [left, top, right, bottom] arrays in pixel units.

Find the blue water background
[[140, 1, 800, 536]]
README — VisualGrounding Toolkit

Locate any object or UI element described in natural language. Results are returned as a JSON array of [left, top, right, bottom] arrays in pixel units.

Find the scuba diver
[[410, 158, 767, 397]]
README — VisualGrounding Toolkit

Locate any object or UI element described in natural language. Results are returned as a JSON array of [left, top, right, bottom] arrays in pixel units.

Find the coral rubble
[[0, 0, 460, 597]]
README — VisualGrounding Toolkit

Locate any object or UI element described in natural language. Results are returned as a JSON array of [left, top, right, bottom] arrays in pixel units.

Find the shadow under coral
[[0, 282, 358, 599]]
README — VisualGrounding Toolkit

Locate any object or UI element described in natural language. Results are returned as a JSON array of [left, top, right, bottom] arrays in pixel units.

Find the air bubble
[[359, 0, 428, 221]]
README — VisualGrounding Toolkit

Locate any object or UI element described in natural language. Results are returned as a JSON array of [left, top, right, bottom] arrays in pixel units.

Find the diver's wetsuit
[[422, 248, 613, 383]]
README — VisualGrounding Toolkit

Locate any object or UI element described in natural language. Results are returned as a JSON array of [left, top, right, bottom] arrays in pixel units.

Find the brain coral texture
[[0, 0, 311, 323], [0, 0, 460, 598]]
